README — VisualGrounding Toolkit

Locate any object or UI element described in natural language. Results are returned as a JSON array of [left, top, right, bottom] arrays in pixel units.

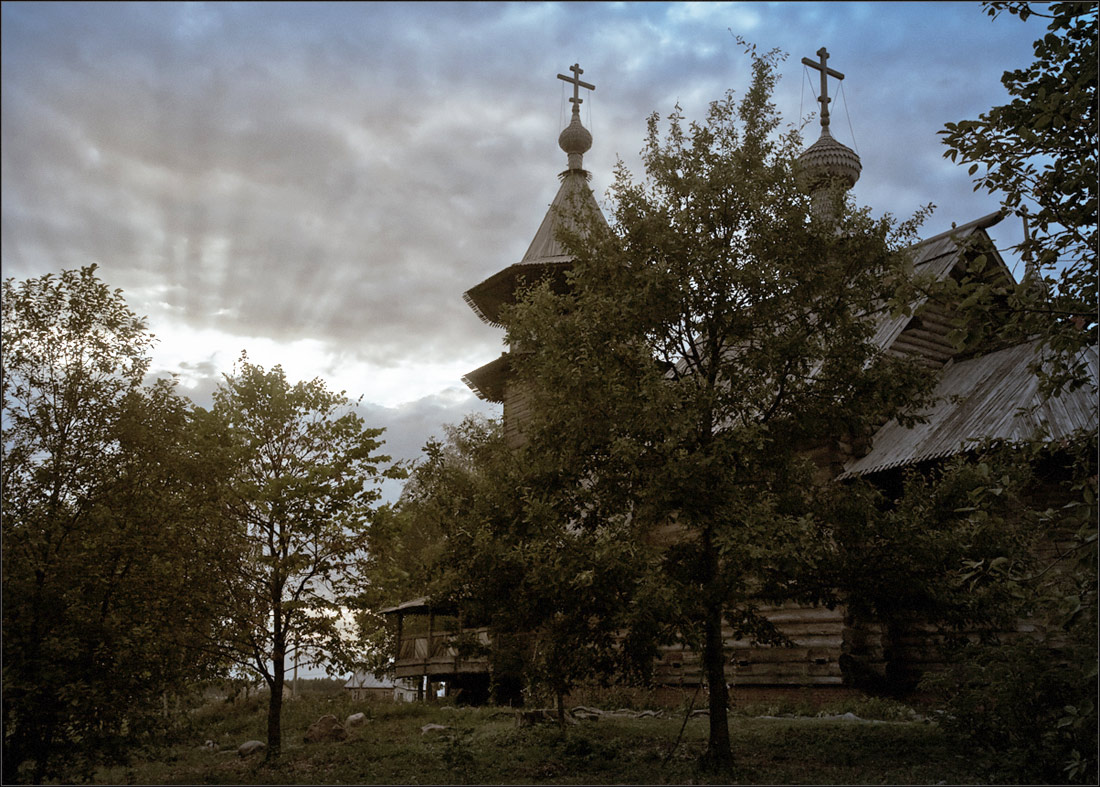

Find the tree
[[365, 415, 661, 720], [442, 469, 662, 725], [940, 1, 1096, 392], [501, 47, 935, 770], [931, 6, 1098, 780], [2, 266, 233, 782], [207, 355, 396, 759], [918, 434, 1097, 784]]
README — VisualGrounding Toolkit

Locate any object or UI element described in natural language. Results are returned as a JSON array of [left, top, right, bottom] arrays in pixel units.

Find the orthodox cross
[[801, 47, 844, 129], [557, 63, 595, 108]]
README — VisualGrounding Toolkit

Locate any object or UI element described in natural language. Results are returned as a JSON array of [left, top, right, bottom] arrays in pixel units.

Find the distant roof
[[344, 671, 397, 690], [379, 596, 431, 615], [841, 340, 1099, 478]]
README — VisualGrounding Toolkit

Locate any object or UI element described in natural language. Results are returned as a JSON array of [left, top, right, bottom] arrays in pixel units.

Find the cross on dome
[[556, 63, 595, 170], [801, 47, 844, 130], [557, 63, 595, 109]]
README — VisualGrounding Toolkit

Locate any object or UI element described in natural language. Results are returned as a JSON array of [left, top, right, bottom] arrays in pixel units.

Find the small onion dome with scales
[[558, 107, 593, 171], [462, 64, 608, 403], [796, 47, 861, 216], [797, 125, 861, 192]]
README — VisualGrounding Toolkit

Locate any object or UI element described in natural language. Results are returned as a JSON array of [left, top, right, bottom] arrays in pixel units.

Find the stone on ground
[[304, 714, 348, 743], [238, 740, 265, 758]]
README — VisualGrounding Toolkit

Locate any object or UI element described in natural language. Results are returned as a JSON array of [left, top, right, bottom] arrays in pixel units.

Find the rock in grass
[[570, 706, 603, 721], [304, 714, 348, 743], [420, 723, 450, 735], [345, 712, 367, 728], [515, 709, 575, 727], [238, 740, 266, 758]]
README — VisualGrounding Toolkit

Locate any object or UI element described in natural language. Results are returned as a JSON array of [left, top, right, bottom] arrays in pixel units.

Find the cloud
[[3, 1, 1042, 498]]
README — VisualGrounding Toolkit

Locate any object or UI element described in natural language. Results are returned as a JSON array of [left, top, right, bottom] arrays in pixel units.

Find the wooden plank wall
[[503, 379, 532, 449], [654, 603, 846, 686], [885, 302, 960, 369]]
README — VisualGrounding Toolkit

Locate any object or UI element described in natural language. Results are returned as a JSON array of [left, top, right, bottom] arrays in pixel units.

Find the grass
[[88, 691, 987, 785]]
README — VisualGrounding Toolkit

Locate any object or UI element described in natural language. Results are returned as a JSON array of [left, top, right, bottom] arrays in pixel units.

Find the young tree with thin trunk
[[207, 355, 396, 760]]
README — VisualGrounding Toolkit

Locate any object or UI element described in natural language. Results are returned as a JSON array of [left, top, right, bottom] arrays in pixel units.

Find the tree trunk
[[556, 689, 566, 730], [702, 594, 733, 771], [700, 525, 734, 772], [266, 645, 285, 759]]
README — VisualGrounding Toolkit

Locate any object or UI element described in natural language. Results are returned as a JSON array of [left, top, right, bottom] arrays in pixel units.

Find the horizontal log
[[913, 310, 961, 332], [733, 663, 844, 678], [891, 332, 955, 360], [750, 606, 847, 623], [726, 635, 843, 650], [734, 675, 844, 686]]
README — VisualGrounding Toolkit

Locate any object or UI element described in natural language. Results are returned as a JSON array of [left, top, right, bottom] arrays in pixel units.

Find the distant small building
[[344, 671, 418, 702]]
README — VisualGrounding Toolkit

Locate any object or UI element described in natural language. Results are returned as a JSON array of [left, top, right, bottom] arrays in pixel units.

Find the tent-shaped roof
[[463, 169, 609, 328]]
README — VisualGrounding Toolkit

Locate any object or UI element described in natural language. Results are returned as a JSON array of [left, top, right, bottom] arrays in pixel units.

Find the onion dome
[[558, 107, 592, 171], [797, 126, 861, 192]]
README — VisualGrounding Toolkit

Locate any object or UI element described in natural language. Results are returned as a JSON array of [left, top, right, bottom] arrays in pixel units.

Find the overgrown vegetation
[[89, 689, 995, 785], [4, 5, 1094, 782], [922, 4, 1098, 782], [493, 41, 936, 772], [940, 1, 1096, 392], [2, 267, 235, 783]]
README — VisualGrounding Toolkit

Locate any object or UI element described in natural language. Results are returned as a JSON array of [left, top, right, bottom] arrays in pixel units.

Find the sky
[[2, 1, 1044, 498]]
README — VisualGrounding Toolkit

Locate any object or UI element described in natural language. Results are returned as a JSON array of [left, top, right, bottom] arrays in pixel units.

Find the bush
[[923, 638, 1097, 784]]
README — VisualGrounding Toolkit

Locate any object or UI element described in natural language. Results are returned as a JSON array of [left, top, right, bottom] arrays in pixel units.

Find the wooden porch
[[381, 597, 491, 680]]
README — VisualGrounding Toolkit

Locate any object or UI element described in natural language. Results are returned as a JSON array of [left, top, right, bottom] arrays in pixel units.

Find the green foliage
[[2, 266, 233, 782], [929, 5, 1099, 778], [367, 414, 655, 714], [831, 442, 1047, 635], [354, 415, 504, 674], [940, 2, 1097, 392], [925, 637, 1097, 784], [431, 724, 475, 780], [916, 432, 1098, 783], [91, 699, 993, 785], [206, 355, 397, 757]]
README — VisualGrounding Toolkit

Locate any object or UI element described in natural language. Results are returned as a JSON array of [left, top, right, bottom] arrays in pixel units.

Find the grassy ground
[[91, 692, 986, 785]]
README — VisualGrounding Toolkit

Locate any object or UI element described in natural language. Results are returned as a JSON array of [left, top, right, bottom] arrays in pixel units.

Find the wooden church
[[383, 56, 1097, 703]]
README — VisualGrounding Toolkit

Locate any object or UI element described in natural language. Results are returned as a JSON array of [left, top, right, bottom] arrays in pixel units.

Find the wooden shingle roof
[[462, 169, 608, 328], [841, 340, 1099, 478], [462, 353, 509, 403], [871, 211, 1007, 355]]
